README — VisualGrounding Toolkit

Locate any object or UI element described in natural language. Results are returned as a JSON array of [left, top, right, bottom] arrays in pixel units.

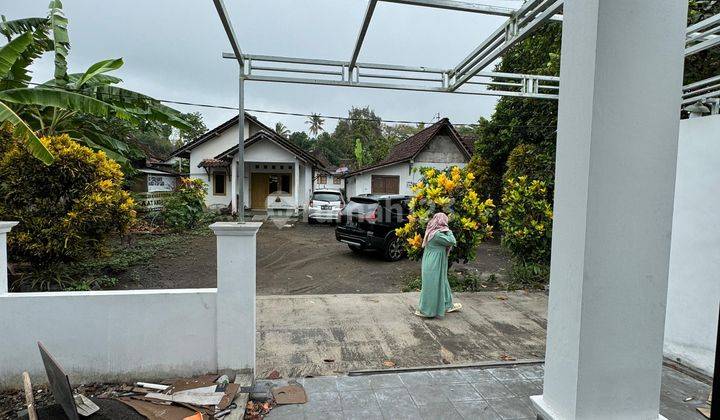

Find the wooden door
[[251, 173, 269, 209], [371, 175, 400, 194]]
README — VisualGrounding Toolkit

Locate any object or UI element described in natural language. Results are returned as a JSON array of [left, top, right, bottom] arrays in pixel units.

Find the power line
[[23, 81, 558, 129]]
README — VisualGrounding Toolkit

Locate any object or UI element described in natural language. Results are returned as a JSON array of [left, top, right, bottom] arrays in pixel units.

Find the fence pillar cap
[[0, 222, 18, 234], [209, 222, 261, 236]]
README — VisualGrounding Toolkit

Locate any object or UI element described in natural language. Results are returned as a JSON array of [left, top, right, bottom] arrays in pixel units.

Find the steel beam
[[449, 0, 563, 91], [686, 13, 720, 56], [212, 0, 244, 67], [378, 0, 518, 17], [243, 74, 559, 100], [350, 0, 379, 71]]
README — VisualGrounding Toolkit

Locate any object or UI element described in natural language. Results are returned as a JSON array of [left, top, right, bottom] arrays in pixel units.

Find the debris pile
[[18, 342, 246, 420]]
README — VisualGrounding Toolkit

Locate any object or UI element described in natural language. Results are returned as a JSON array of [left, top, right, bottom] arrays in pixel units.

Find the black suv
[[335, 195, 411, 261]]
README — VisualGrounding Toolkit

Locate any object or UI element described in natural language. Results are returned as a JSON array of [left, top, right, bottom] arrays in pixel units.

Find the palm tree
[[306, 113, 324, 136], [0, 2, 191, 164], [274, 122, 289, 138]]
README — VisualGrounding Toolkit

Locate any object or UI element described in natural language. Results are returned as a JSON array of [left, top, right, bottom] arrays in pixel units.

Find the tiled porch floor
[[260, 363, 710, 420]]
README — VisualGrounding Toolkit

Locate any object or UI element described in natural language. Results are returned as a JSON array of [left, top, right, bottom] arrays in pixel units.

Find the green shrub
[[508, 261, 550, 289], [395, 165, 495, 264], [499, 176, 553, 284], [504, 143, 555, 188], [162, 177, 207, 229], [0, 131, 136, 266]]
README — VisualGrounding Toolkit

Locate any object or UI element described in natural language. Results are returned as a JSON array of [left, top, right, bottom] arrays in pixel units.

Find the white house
[[310, 150, 346, 191], [170, 114, 330, 214], [343, 118, 473, 197]]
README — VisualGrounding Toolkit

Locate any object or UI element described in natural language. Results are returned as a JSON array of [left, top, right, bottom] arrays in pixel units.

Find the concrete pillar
[[231, 157, 238, 214], [0, 222, 18, 294], [210, 221, 262, 373], [530, 1, 688, 419], [293, 160, 300, 215]]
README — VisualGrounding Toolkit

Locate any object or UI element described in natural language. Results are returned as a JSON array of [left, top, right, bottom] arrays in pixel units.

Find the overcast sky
[[5, 0, 525, 133]]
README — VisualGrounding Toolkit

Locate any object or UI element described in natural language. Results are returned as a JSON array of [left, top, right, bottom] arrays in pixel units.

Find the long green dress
[[418, 230, 457, 317]]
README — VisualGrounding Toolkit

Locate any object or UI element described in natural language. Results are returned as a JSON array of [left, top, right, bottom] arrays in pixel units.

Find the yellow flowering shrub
[[395, 165, 495, 263], [498, 176, 553, 265], [0, 132, 136, 265]]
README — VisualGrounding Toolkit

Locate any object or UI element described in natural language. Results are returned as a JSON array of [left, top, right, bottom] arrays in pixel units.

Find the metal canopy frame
[[211, 0, 720, 221]]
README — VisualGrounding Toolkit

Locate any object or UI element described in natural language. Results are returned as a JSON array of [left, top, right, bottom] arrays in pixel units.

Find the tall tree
[[275, 121, 290, 138], [288, 131, 314, 150], [306, 113, 324, 136], [332, 106, 395, 167]]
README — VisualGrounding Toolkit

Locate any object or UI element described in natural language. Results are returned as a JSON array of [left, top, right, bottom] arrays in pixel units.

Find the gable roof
[[211, 130, 329, 172], [345, 118, 472, 176], [169, 113, 270, 159]]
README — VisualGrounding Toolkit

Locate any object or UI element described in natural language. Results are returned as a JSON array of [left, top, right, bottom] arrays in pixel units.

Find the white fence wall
[[0, 290, 216, 388], [0, 222, 260, 390], [664, 114, 720, 376]]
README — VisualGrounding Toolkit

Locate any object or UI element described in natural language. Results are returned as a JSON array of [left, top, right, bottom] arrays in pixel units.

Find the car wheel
[[348, 244, 362, 253], [384, 234, 404, 262], [308, 217, 317, 225]]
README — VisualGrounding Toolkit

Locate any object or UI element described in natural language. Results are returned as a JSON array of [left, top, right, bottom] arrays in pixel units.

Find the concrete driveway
[[256, 291, 547, 378]]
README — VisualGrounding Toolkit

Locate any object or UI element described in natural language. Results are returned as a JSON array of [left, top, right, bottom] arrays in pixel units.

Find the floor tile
[[515, 365, 544, 380], [418, 402, 464, 420], [502, 379, 542, 397], [428, 369, 468, 384], [303, 376, 338, 393], [398, 371, 432, 387], [460, 368, 497, 383], [453, 400, 502, 420], [375, 387, 422, 419], [407, 384, 452, 405], [304, 391, 342, 413], [374, 387, 415, 408], [487, 397, 536, 419], [488, 367, 527, 382], [340, 389, 380, 412], [438, 382, 483, 402], [265, 403, 304, 419], [337, 375, 372, 391], [472, 380, 514, 400], [304, 411, 343, 420], [369, 373, 405, 390], [344, 407, 384, 420]]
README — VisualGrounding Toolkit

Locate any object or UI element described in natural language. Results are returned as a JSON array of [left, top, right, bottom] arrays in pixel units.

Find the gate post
[[0, 222, 18, 294], [211, 221, 262, 373]]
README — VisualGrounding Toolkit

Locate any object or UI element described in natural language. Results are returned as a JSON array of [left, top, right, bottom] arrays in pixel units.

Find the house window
[[213, 172, 226, 195], [269, 174, 292, 195], [318, 175, 328, 184], [371, 175, 400, 194], [333, 177, 341, 185]]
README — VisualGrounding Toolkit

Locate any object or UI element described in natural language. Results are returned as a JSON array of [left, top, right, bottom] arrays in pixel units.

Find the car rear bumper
[[335, 226, 384, 249], [308, 208, 340, 221]]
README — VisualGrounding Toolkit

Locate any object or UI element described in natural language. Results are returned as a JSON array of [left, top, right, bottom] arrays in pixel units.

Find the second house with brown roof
[[343, 118, 474, 197]]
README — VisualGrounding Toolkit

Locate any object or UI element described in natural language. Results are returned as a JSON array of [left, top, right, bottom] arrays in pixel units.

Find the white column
[[293, 160, 300, 214], [210, 221, 262, 373], [0, 222, 18, 294], [530, 1, 688, 419], [231, 157, 238, 214]]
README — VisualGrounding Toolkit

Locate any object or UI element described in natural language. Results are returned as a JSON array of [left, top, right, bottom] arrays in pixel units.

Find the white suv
[[307, 190, 345, 224]]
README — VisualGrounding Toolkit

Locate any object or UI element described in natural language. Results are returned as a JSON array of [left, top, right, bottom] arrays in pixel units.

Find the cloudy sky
[[5, 0, 525, 133]]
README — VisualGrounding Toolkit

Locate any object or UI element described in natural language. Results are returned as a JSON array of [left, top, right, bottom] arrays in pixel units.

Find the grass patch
[[14, 227, 213, 291], [402, 271, 499, 293]]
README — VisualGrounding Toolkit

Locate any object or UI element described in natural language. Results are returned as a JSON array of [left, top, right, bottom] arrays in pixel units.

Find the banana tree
[[0, 0, 192, 165]]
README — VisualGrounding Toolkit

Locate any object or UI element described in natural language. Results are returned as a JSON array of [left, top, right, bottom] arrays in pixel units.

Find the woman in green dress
[[415, 212, 462, 318]]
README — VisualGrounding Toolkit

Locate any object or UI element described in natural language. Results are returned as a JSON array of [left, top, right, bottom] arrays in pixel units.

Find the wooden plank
[[22, 372, 37, 420]]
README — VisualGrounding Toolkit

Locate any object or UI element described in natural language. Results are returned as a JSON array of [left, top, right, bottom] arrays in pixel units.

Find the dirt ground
[[113, 222, 511, 295]]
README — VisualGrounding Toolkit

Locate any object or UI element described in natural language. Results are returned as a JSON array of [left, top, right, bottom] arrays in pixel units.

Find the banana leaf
[[0, 100, 53, 164]]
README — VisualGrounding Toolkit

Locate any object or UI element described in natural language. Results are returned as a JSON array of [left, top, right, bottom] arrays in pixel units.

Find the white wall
[[314, 174, 344, 192], [664, 114, 720, 375], [0, 289, 217, 389], [348, 161, 467, 197]]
